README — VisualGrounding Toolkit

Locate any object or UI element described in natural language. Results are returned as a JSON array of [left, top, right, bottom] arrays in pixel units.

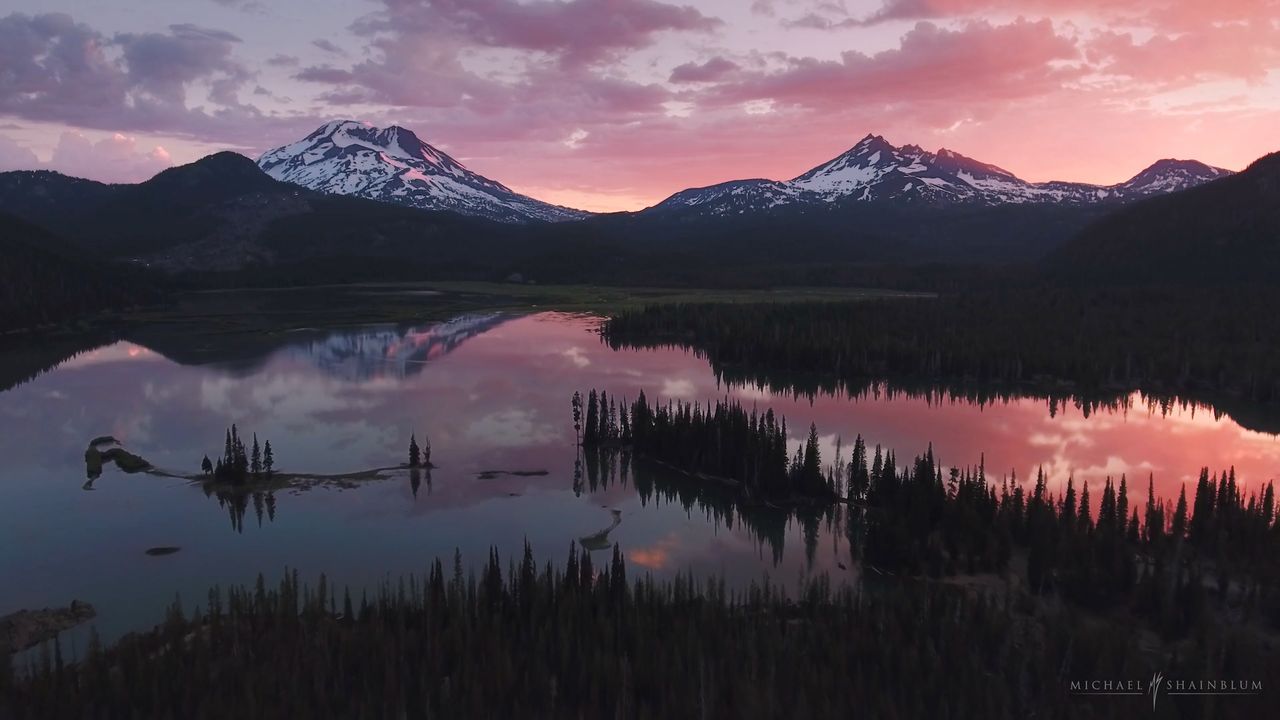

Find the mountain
[[0, 171, 116, 231], [0, 153, 539, 276], [1048, 151, 1280, 285], [287, 313, 511, 382], [650, 134, 1232, 216], [258, 120, 587, 224]]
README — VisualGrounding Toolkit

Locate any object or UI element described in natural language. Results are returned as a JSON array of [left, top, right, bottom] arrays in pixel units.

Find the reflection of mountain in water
[[287, 312, 511, 382]]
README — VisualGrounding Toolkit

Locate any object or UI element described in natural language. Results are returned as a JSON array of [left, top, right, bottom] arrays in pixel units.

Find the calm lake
[[3, 310, 1278, 652]]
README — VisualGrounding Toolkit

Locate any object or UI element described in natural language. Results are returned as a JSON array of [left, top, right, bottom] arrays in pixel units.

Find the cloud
[[265, 53, 299, 67], [703, 19, 1082, 112], [1089, 21, 1280, 86], [114, 24, 248, 105], [669, 56, 739, 83], [0, 129, 173, 181], [312, 39, 346, 56], [47, 130, 173, 182], [851, 0, 1279, 29], [351, 0, 720, 69], [0, 134, 38, 171], [0, 13, 268, 140], [563, 129, 590, 149]]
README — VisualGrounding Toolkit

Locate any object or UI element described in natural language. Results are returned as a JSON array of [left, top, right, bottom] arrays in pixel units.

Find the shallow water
[[2, 311, 1277, 654]]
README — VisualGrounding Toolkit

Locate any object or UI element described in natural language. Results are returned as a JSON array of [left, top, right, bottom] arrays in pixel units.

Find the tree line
[[200, 425, 275, 486], [4, 544, 1273, 718], [572, 386, 1280, 636], [602, 286, 1280, 409], [846, 440, 1280, 637], [574, 389, 835, 501]]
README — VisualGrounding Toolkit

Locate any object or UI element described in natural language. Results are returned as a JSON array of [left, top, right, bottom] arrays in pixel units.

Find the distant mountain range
[[0, 121, 1267, 291], [258, 121, 587, 223], [648, 134, 1232, 217]]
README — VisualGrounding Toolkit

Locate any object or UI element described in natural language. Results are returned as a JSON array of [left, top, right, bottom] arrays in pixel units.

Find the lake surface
[[3, 311, 1279, 653]]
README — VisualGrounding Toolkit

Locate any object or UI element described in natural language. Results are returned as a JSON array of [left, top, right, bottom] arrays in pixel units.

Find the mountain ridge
[[649, 134, 1233, 215], [258, 120, 588, 224], [1048, 151, 1280, 284]]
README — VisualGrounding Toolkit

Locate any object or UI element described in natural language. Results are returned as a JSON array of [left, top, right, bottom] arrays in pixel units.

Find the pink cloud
[[851, 0, 1278, 28], [1089, 21, 1280, 86], [0, 133, 38, 172], [354, 0, 720, 68], [704, 19, 1082, 112], [670, 56, 740, 83], [48, 131, 173, 182], [0, 129, 174, 182]]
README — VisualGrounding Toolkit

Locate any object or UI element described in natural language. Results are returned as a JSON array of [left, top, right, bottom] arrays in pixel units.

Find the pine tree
[[263, 441, 274, 478], [251, 434, 262, 478], [1171, 485, 1188, 539], [409, 434, 421, 468], [584, 390, 599, 445], [571, 391, 583, 444]]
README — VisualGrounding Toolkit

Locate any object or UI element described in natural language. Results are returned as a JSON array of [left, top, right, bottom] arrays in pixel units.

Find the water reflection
[[285, 313, 510, 382], [2, 311, 1279, 652]]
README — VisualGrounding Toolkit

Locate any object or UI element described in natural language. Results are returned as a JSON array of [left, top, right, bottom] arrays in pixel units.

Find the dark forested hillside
[[603, 286, 1280, 414], [0, 213, 163, 332], [0, 151, 1118, 289], [1049, 152, 1280, 284], [0, 154, 529, 274]]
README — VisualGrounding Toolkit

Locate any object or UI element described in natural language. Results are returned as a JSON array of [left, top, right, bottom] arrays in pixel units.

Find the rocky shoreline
[[0, 601, 96, 655]]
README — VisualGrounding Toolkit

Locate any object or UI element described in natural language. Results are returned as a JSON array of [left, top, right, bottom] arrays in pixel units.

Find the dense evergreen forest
[[575, 389, 835, 500], [603, 286, 1280, 410], [0, 213, 164, 333], [573, 388, 1280, 634], [3, 544, 1273, 719]]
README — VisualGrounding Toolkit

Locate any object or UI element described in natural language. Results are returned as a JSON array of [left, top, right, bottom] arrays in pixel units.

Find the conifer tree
[[250, 434, 262, 478]]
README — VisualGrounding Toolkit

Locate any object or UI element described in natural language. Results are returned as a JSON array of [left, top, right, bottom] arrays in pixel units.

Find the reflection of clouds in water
[[199, 374, 380, 421], [733, 384, 773, 403], [628, 533, 681, 570], [1075, 456, 1159, 482], [660, 378, 695, 399], [465, 409, 562, 448], [112, 411, 154, 446], [562, 347, 591, 368]]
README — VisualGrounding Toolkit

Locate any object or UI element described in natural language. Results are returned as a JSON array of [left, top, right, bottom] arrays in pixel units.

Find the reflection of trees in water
[[712, 368, 1259, 430], [409, 467, 433, 499], [202, 485, 278, 534], [201, 468, 433, 533], [0, 332, 112, 393], [579, 447, 835, 568]]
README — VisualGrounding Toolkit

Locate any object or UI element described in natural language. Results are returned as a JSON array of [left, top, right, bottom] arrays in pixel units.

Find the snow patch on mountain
[[259, 121, 588, 223], [651, 134, 1232, 216]]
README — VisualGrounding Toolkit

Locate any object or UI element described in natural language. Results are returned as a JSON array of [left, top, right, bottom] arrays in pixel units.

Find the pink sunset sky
[[0, 0, 1277, 212]]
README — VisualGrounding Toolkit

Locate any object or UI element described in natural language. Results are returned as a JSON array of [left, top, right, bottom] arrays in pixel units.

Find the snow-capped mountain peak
[[653, 134, 1233, 215], [1117, 158, 1233, 197], [258, 120, 587, 223]]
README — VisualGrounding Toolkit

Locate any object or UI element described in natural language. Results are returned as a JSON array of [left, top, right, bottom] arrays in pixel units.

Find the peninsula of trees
[[574, 389, 835, 501]]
